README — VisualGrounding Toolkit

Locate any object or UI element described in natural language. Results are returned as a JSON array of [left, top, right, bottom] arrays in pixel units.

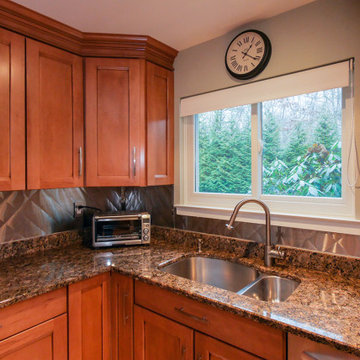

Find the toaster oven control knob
[[144, 235, 149, 241], [143, 228, 149, 234]]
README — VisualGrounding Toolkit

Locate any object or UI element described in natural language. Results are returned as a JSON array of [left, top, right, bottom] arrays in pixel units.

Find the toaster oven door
[[94, 217, 142, 244]]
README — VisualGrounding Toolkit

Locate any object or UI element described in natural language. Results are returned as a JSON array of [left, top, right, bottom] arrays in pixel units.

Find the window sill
[[175, 204, 360, 236]]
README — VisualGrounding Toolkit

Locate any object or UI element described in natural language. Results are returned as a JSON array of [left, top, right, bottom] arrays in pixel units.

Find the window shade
[[180, 60, 351, 117]]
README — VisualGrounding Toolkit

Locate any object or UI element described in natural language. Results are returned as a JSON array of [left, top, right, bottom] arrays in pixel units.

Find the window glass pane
[[262, 88, 342, 197], [195, 105, 252, 194]]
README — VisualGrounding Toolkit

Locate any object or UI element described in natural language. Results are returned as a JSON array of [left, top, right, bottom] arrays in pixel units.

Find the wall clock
[[225, 29, 271, 80]]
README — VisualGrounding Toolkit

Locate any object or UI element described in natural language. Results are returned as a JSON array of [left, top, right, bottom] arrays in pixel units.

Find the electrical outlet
[[73, 202, 84, 218]]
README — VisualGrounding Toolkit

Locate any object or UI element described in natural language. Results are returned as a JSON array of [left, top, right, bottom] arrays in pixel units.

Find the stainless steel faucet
[[226, 198, 284, 267]]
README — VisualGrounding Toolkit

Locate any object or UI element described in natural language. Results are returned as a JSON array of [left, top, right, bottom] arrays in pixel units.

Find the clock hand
[[242, 44, 253, 59], [241, 52, 259, 61]]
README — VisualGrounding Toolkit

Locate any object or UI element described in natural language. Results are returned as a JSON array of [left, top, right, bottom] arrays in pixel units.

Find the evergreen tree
[[284, 122, 308, 168], [262, 113, 281, 168], [314, 114, 337, 150]]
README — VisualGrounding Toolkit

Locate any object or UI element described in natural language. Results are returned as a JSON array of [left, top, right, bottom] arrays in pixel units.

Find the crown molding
[[0, 0, 178, 69]]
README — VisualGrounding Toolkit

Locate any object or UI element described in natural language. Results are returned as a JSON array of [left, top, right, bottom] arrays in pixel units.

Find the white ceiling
[[13, 0, 316, 50]]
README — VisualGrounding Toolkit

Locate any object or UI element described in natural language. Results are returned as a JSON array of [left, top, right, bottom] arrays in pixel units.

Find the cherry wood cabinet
[[111, 273, 134, 360], [135, 281, 286, 360], [0, 315, 67, 360], [146, 62, 174, 186], [85, 59, 174, 187], [0, 28, 25, 191], [195, 333, 261, 360], [68, 273, 111, 360], [0, 288, 67, 360], [85, 58, 144, 187], [134, 305, 193, 360], [26, 38, 84, 189]]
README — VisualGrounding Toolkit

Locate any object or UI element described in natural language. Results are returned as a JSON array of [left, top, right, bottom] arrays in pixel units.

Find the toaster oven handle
[[133, 146, 136, 177]]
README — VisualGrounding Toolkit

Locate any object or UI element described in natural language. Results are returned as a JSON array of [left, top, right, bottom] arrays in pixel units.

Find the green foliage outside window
[[196, 88, 342, 198]]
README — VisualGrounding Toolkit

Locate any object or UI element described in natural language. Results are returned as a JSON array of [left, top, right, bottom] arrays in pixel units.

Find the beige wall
[[174, 0, 360, 215]]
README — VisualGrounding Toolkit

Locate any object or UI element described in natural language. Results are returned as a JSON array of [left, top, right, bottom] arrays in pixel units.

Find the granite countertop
[[1, 242, 360, 356]]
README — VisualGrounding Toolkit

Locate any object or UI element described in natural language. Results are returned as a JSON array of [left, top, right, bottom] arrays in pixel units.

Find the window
[[179, 60, 355, 220]]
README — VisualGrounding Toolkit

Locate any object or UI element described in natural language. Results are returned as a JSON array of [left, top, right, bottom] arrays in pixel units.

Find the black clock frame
[[225, 29, 272, 80]]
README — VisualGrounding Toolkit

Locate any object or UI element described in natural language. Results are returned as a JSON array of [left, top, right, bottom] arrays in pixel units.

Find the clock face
[[225, 30, 271, 80]]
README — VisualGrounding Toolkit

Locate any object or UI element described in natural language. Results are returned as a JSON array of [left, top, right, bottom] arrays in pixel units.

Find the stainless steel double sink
[[160, 256, 299, 303]]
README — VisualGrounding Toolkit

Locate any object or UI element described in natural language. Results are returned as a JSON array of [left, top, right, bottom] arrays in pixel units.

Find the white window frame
[[177, 66, 358, 234]]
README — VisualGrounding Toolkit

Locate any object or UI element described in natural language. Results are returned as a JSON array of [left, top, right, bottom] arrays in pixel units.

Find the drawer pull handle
[[174, 306, 208, 323], [302, 351, 343, 360]]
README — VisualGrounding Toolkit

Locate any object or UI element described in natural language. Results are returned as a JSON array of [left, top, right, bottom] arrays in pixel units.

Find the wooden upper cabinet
[[0, 28, 25, 191], [85, 58, 144, 187], [68, 273, 111, 360], [146, 62, 174, 185], [26, 39, 84, 189]]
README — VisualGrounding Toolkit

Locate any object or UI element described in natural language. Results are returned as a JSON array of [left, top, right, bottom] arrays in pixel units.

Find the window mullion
[[251, 103, 261, 198]]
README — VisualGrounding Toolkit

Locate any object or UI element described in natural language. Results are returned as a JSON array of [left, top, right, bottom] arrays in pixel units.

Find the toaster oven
[[92, 212, 150, 248]]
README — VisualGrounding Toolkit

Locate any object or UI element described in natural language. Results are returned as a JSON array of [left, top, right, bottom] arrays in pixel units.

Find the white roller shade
[[180, 60, 351, 117]]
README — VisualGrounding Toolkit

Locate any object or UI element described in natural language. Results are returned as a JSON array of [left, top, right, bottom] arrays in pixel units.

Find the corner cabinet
[[68, 273, 111, 360], [146, 62, 174, 186], [85, 58, 144, 186], [0, 28, 25, 191], [85, 59, 174, 187], [26, 39, 84, 189]]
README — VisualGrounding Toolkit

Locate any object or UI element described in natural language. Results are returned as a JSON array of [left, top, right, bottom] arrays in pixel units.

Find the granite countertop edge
[[1, 244, 360, 357]]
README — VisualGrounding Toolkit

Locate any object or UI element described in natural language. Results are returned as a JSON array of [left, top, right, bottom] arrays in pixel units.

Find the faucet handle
[[270, 246, 285, 259]]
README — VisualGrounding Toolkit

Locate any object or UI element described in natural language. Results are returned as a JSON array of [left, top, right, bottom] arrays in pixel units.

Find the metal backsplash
[[0, 186, 174, 243], [1, 184, 359, 258], [175, 215, 360, 258]]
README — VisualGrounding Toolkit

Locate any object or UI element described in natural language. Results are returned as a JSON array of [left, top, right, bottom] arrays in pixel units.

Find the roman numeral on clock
[[231, 60, 238, 68]]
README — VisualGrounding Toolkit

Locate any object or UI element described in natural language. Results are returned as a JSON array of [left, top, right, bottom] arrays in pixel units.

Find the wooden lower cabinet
[[134, 305, 193, 360], [195, 333, 261, 360], [0, 314, 67, 360], [68, 273, 111, 360], [135, 281, 285, 360], [111, 273, 134, 360]]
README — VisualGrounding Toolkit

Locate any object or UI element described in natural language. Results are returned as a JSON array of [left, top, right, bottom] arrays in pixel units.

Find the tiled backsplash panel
[[0, 186, 174, 243], [175, 215, 360, 258], [1, 184, 359, 258]]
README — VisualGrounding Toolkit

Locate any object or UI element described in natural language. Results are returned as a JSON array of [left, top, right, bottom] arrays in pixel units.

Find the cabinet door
[[0, 314, 67, 360], [146, 62, 174, 185], [134, 305, 193, 360], [26, 38, 84, 189], [69, 273, 111, 360], [195, 332, 261, 360], [111, 273, 134, 360], [0, 28, 25, 191], [85, 58, 144, 186]]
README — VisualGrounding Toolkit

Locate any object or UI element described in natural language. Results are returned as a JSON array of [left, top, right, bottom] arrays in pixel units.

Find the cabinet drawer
[[0, 288, 66, 340], [135, 281, 285, 360]]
